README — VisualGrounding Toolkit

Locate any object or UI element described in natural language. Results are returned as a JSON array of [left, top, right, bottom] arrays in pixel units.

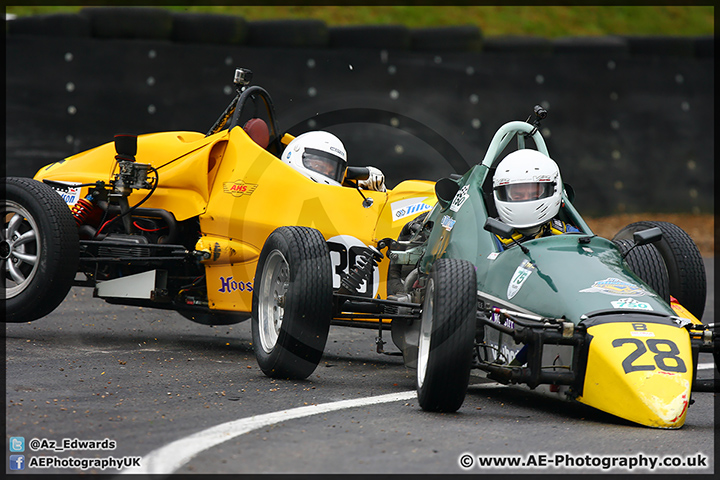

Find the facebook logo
[[9, 455, 25, 470], [9, 437, 25, 452]]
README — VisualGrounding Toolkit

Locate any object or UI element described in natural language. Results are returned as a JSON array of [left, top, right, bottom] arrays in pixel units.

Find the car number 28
[[327, 235, 380, 298], [612, 337, 687, 374]]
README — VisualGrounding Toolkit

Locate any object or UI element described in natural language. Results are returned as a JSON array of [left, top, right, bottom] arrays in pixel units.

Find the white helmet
[[492, 149, 563, 230], [281, 131, 347, 186]]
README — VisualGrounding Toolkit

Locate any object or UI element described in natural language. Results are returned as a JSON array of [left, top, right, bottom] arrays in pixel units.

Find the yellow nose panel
[[578, 321, 692, 429]]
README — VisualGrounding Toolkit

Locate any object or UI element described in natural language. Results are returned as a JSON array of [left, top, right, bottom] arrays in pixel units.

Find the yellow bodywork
[[669, 296, 703, 325], [578, 321, 693, 429], [38, 131, 219, 221], [34, 126, 437, 314]]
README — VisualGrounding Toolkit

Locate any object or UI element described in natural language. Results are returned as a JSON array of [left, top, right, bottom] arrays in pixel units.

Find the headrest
[[242, 118, 270, 149]]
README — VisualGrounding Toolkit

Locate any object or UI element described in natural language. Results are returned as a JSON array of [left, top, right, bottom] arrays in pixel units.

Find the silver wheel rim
[[417, 278, 434, 388], [258, 249, 289, 354], [2, 201, 41, 300]]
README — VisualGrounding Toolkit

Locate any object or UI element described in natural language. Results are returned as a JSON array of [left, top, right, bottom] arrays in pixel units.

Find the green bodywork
[[418, 120, 677, 325]]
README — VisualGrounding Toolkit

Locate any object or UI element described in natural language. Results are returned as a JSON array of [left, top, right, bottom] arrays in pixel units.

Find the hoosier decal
[[223, 179, 258, 197], [218, 276, 253, 293]]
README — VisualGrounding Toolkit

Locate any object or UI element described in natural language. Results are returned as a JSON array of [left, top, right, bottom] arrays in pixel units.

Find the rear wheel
[[417, 258, 476, 412], [251, 226, 333, 379], [613, 221, 706, 319], [612, 238, 670, 302], [3, 177, 79, 322]]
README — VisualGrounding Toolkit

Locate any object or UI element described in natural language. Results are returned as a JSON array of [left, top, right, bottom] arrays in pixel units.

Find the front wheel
[[251, 226, 333, 380], [2, 178, 79, 322], [417, 258, 477, 412]]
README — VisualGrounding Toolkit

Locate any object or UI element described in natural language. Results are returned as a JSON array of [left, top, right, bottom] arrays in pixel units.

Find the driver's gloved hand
[[357, 166, 387, 192]]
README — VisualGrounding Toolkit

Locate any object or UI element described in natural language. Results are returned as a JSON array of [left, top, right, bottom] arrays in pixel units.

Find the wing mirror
[[484, 217, 514, 238], [345, 167, 374, 208], [484, 218, 529, 254], [114, 134, 137, 162], [633, 227, 662, 246], [435, 177, 459, 210], [345, 166, 370, 181], [619, 227, 662, 260]]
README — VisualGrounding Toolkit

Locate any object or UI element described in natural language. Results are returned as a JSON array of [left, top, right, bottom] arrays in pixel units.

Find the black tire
[[483, 35, 553, 55], [622, 35, 695, 57], [552, 36, 629, 55], [694, 36, 714, 59], [3, 177, 79, 322], [247, 19, 328, 48], [410, 25, 483, 52], [251, 226, 333, 380], [170, 12, 248, 45], [329, 25, 411, 50], [612, 238, 670, 302], [80, 7, 173, 40], [613, 221, 706, 319], [6, 13, 91, 37], [417, 258, 476, 412]]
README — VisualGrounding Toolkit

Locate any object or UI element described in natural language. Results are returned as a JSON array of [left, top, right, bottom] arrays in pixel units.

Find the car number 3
[[611, 338, 687, 374], [327, 236, 379, 297]]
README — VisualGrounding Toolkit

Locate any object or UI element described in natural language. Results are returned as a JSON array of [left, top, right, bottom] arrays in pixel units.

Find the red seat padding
[[243, 118, 270, 149]]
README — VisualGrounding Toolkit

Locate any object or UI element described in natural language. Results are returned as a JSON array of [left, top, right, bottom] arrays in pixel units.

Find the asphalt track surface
[[5, 258, 715, 475]]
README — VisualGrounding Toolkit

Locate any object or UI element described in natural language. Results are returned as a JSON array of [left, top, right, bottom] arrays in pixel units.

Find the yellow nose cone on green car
[[578, 320, 693, 429]]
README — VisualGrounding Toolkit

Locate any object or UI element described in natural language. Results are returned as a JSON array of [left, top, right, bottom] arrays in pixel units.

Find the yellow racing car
[[3, 68, 436, 380]]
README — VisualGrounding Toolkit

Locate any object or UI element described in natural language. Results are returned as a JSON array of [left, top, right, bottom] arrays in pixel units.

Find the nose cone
[[577, 320, 693, 429]]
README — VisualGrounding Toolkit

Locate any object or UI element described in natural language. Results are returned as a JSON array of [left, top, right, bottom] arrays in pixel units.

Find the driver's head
[[281, 131, 347, 186], [492, 149, 562, 230]]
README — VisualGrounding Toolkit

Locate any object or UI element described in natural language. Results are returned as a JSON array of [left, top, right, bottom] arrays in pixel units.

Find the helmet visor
[[302, 148, 346, 184], [495, 182, 555, 202]]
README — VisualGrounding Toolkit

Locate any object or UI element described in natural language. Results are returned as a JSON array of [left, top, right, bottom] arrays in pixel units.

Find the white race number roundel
[[326, 235, 379, 297]]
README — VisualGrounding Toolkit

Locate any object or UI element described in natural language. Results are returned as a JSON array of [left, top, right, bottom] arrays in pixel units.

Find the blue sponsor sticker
[[441, 215, 456, 231], [391, 197, 433, 221]]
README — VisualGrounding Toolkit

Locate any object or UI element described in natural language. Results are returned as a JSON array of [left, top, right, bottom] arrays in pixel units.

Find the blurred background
[[4, 5, 714, 253]]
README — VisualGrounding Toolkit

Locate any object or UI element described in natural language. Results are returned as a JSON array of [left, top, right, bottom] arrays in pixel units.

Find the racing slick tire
[[417, 258, 476, 412], [612, 238, 670, 302], [3, 177, 79, 322], [252, 226, 333, 380], [613, 221, 706, 320]]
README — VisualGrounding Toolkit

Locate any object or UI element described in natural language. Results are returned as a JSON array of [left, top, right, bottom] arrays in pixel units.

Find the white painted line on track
[[121, 390, 416, 475], [697, 362, 715, 370]]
